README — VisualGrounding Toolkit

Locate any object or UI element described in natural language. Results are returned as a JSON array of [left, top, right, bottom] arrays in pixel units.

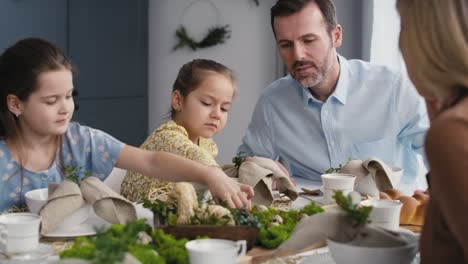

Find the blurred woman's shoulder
[[425, 97, 468, 159]]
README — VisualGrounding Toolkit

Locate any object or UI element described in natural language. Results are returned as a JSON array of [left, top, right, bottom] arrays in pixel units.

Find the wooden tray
[[160, 225, 259, 249]]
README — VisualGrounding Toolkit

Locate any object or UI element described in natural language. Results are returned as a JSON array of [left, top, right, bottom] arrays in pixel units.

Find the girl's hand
[[206, 167, 254, 209]]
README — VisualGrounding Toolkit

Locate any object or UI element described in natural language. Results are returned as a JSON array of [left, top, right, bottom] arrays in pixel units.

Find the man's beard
[[292, 63, 324, 88], [291, 52, 332, 88]]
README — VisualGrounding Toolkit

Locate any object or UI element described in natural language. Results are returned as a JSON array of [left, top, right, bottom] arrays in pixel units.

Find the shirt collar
[[301, 84, 321, 106], [299, 54, 349, 106], [332, 55, 349, 105]]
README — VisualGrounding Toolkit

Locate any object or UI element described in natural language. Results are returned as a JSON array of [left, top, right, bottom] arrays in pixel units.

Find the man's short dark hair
[[270, 0, 337, 38]]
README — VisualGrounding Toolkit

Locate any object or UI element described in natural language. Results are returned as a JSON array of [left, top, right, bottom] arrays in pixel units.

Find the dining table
[[30, 178, 419, 264], [35, 178, 320, 263]]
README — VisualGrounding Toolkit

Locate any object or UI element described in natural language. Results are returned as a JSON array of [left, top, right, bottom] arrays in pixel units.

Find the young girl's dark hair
[[170, 59, 235, 118], [0, 37, 73, 139]]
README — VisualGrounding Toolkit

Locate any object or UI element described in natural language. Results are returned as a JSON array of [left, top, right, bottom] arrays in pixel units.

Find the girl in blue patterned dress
[[0, 38, 253, 212]]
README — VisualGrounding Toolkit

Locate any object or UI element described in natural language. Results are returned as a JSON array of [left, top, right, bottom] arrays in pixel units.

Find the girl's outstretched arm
[[115, 145, 254, 208]]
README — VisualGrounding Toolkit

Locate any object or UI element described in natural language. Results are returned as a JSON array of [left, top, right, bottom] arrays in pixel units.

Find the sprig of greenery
[[333, 190, 372, 228], [324, 166, 342, 174], [142, 198, 177, 226], [60, 220, 163, 264], [232, 151, 247, 168], [64, 165, 92, 183], [173, 25, 231, 51], [252, 202, 324, 248], [151, 229, 189, 264], [230, 208, 259, 227], [324, 156, 353, 174]]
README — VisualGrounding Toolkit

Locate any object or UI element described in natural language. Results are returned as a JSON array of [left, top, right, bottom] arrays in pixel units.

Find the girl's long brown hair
[[0, 38, 74, 204]]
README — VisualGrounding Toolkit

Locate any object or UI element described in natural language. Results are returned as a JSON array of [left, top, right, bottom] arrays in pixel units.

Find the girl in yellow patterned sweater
[[121, 59, 235, 202]]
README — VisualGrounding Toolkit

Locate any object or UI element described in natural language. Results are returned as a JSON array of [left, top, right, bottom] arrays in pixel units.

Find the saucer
[[42, 203, 152, 238], [43, 210, 109, 238], [0, 243, 54, 263]]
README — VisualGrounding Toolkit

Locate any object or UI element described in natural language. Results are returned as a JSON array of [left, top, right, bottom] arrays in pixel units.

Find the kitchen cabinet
[[0, 0, 148, 146]]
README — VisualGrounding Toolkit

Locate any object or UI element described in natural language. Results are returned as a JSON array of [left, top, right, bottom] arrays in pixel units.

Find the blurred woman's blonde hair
[[397, 0, 468, 100]]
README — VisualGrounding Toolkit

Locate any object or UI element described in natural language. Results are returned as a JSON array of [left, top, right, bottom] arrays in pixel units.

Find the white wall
[[148, 0, 364, 164], [334, 0, 363, 60]]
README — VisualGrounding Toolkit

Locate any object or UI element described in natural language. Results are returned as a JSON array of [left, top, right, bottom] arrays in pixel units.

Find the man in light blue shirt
[[239, 0, 428, 187]]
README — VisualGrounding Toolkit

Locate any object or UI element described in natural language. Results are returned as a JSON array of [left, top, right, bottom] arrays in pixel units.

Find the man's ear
[[332, 24, 343, 48], [6, 94, 22, 117], [171, 90, 183, 111]]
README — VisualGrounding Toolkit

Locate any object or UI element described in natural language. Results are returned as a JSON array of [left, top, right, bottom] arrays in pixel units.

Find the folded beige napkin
[[40, 176, 137, 235], [340, 158, 401, 197], [223, 156, 298, 207], [80, 177, 137, 224], [40, 180, 85, 235], [274, 208, 412, 257]]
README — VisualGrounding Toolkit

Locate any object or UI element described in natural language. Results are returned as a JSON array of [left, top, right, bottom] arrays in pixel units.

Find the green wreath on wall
[[173, 0, 231, 51], [173, 0, 259, 51], [173, 24, 231, 51]]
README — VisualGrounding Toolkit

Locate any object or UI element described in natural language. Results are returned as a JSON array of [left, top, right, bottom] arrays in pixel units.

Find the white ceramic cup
[[185, 239, 246, 264], [360, 199, 402, 231], [0, 213, 41, 254], [321, 173, 356, 204]]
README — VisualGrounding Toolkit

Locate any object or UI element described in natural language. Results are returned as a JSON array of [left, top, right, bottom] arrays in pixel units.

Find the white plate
[[43, 210, 110, 238], [42, 203, 154, 238], [0, 243, 54, 264], [298, 248, 421, 264]]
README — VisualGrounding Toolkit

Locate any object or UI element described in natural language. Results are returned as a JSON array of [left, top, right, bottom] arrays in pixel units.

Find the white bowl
[[24, 188, 49, 214], [25, 188, 91, 229], [327, 232, 418, 264]]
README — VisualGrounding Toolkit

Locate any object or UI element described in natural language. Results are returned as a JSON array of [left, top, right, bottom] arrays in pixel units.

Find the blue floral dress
[[0, 122, 124, 212]]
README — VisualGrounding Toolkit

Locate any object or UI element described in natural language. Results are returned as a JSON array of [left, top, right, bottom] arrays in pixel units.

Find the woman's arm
[[115, 145, 254, 208]]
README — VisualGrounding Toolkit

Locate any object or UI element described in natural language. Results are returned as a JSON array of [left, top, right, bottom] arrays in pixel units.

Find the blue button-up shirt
[[239, 56, 429, 186]]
